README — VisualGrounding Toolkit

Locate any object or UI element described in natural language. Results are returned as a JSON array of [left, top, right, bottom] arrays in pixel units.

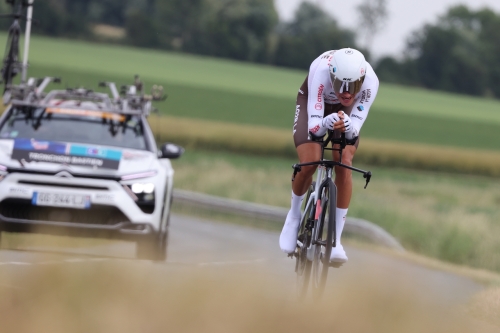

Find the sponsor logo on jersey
[[352, 114, 364, 120], [345, 50, 354, 55], [357, 105, 365, 111], [315, 103, 322, 110], [317, 84, 324, 102], [310, 125, 320, 134], [311, 115, 322, 118], [360, 89, 371, 104], [298, 89, 304, 95], [293, 105, 300, 135]]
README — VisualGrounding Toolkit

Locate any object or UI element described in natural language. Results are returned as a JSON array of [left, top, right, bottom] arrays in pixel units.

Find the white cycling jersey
[[307, 50, 379, 137]]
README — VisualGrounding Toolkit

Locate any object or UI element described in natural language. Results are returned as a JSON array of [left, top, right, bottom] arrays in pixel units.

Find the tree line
[[0, 0, 499, 98], [377, 5, 500, 98]]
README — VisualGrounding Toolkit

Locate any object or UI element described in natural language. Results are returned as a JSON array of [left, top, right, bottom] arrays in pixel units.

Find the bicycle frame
[[293, 131, 372, 261]]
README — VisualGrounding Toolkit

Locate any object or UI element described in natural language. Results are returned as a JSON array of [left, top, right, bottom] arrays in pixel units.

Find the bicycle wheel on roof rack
[[295, 181, 315, 300], [311, 179, 336, 299]]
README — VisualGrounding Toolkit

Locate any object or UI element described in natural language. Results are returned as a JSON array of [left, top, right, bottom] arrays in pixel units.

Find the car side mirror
[[158, 143, 184, 159]]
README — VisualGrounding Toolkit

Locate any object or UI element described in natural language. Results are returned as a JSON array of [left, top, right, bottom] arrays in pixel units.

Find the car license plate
[[32, 192, 91, 209]]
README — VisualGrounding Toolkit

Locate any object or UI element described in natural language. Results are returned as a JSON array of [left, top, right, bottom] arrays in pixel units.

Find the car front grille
[[0, 199, 129, 225]]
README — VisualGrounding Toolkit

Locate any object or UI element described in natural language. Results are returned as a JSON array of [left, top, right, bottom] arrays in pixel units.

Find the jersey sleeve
[[350, 63, 379, 137], [307, 58, 330, 137]]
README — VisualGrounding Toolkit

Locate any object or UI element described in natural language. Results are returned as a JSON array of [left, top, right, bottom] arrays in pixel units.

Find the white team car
[[0, 77, 183, 261]]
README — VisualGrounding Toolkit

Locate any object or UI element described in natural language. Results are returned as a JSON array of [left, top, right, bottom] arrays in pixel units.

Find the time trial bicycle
[[291, 130, 372, 299]]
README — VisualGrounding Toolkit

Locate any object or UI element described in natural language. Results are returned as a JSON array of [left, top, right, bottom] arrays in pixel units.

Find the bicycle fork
[[307, 166, 332, 261]]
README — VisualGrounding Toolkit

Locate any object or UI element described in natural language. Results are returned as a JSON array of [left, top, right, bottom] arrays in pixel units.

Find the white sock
[[290, 191, 305, 218], [335, 208, 348, 244]]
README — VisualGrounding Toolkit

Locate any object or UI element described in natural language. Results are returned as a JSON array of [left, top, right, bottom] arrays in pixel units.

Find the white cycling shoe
[[330, 243, 348, 263], [279, 211, 300, 253]]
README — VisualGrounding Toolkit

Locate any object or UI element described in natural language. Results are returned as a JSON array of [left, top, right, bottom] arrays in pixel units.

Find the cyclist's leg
[[333, 144, 356, 208], [280, 143, 322, 253], [329, 141, 358, 262], [280, 83, 322, 253], [293, 143, 322, 195]]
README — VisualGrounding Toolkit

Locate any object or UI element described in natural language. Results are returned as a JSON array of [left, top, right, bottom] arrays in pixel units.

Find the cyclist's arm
[[307, 57, 329, 137], [349, 63, 379, 137]]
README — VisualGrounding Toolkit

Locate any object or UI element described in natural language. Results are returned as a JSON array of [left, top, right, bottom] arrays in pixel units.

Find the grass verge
[[170, 148, 500, 272]]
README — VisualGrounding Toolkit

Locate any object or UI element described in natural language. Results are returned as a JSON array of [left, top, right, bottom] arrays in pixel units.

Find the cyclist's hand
[[342, 113, 353, 133], [321, 113, 340, 130], [338, 111, 358, 139], [336, 111, 352, 133]]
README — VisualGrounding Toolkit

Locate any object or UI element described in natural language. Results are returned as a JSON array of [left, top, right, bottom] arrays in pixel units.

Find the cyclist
[[279, 48, 379, 263]]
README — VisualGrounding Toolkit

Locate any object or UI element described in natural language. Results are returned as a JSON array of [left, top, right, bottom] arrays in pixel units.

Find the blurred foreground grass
[[0, 260, 498, 333], [470, 287, 500, 327], [171, 148, 500, 272]]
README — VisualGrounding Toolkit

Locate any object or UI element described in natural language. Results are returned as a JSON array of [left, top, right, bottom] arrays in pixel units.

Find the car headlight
[[131, 182, 155, 194], [125, 184, 155, 202], [124, 183, 156, 214]]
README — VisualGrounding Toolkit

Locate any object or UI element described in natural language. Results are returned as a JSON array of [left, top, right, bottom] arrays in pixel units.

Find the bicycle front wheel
[[311, 179, 336, 299], [295, 181, 315, 300]]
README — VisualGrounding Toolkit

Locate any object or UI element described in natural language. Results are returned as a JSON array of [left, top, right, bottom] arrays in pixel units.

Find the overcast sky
[[274, 0, 500, 60]]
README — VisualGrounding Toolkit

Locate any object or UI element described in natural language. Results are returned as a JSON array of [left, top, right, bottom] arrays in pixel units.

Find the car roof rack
[[3, 75, 166, 117]]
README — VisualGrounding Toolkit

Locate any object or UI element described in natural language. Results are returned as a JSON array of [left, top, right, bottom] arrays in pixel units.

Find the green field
[[5, 34, 499, 151]]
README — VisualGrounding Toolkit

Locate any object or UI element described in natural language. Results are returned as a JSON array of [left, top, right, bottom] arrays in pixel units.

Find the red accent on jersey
[[310, 125, 320, 134]]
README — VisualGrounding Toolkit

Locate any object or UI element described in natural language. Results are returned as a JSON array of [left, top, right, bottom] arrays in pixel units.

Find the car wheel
[[136, 231, 167, 261]]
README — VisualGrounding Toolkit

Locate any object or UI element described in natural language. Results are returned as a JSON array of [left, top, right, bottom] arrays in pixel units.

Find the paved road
[[0, 214, 497, 332]]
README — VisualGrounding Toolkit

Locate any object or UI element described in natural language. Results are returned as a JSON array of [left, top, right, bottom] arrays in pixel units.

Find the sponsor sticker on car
[[12, 138, 122, 169]]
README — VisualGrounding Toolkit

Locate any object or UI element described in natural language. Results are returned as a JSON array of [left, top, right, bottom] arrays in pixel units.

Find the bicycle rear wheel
[[295, 181, 315, 300], [311, 179, 336, 299]]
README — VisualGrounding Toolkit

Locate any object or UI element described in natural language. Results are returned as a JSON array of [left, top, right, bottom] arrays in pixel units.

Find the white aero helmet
[[329, 48, 367, 96]]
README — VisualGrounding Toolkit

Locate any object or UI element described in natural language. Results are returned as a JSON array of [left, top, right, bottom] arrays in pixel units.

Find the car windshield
[[0, 106, 148, 150]]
